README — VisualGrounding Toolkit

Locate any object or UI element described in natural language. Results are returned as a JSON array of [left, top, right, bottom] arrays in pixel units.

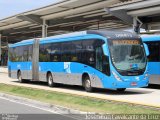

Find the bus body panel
[[38, 60, 149, 89], [141, 35, 160, 84], [8, 61, 32, 79], [38, 62, 104, 88], [38, 34, 108, 88], [8, 30, 149, 90], [148, 62, 160, 75], [148, 62, 160, 84], [106, 64, 149, 89]]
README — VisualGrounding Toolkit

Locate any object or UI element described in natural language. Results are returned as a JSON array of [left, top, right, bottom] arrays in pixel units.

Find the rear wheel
[[117, 88, 126, 92], [84, 76, 93, 92], [17, 71, 24, 83], [47, 73, 56, 87]]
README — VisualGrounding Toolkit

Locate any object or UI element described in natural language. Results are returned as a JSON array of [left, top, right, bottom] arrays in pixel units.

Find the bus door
[[95, 47, 106, 81], [95, 46, 110, 81], [32, 39, 39, 81]]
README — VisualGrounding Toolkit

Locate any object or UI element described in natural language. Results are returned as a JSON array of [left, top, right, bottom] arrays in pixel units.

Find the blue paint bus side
[[39, 33, 148, 89], [141, 35, 160, 84], [8, 31, 149, 91]]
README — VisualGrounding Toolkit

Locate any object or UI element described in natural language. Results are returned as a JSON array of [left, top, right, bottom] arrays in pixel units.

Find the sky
[[0, 0, 61, 19]]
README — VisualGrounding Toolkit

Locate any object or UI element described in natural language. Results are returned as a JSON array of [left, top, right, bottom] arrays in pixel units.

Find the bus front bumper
[[110, 80, 149, 89]]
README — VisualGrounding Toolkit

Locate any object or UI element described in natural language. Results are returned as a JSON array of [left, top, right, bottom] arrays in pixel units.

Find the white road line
[[0, 96, 82, 120]]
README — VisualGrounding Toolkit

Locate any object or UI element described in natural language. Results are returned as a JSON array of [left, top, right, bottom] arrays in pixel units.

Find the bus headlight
[[145, 73, 148, 77], [144, 73, 149, 80], [112, 71, 122, 81], [144, 70, 149, 80]]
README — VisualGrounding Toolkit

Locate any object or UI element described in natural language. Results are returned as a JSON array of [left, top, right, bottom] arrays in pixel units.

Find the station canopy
[[0, 0, 160, 45]]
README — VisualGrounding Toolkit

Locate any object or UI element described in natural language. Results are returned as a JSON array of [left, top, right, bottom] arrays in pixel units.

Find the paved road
[[0, 70, 160, 108], [0, 97, 83, 120], [0, 97, 50, 114]]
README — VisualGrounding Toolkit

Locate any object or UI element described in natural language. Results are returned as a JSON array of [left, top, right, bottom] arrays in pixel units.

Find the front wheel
[[47, 73, 56, 87], [117, 88, 126, 92], [84, 76, 93, 92]]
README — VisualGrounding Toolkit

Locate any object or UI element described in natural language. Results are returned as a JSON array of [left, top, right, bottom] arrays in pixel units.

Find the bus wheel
[[47, 73, 55, 87], [84, 76, 93, 92], [117, 88, 126, 92], [17, 71, 24, 83]]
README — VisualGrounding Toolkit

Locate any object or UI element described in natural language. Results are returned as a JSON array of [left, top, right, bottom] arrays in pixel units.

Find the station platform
[[0, 67, 160, 109], [0, 66, 8, 73]]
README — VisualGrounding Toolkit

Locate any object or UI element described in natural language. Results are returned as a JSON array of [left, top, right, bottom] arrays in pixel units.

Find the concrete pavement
[[0, 67, 7, 73], [0, 97, 50, 114]]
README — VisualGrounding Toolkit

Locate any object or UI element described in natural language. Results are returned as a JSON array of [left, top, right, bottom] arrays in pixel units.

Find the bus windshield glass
[[108, 39, 146, 74]]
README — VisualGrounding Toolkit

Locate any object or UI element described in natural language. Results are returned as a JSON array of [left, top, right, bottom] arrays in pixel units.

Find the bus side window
[[39, 44, 50, 62], [82, 40, 95, 67], [73, 41, 83, 62], [8, 48, 14, 62], [146, 42, 160, 62], [13, 47, 18, 62], [50, 43, 61, 62], [61, 42, 72, 62]]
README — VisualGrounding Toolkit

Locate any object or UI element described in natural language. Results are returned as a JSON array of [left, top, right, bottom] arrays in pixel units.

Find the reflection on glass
[[109, 39, 146, 72]]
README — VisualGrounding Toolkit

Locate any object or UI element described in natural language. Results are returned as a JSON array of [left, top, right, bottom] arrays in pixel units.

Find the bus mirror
[[143, 43, 149, 56], [102, 44, 109, 56]]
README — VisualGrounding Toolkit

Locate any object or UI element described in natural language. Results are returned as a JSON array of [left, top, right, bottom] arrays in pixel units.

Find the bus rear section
[[8, 30, 149, 92], [8, 40, 34, 82], [141, 35, 160, 84]]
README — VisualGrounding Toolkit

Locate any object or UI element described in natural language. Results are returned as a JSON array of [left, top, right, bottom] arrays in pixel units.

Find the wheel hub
[[48, 76, 52, 85], [86, 79, 91, 88]]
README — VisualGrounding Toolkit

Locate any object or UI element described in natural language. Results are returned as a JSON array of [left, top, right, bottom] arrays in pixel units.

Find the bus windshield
[[108, 39, 146, 74]]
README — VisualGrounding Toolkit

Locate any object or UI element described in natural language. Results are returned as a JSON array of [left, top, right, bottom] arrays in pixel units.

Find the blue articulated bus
[[8, 30, 149, 92], [141, 35, 160, 84]]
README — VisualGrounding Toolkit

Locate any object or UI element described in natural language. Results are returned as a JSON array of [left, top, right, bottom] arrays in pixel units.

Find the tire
[[117, 88, 126, 92], [84, 76, 93, 92], [17, 71, 24, 83], [47, 73, 56, 87]]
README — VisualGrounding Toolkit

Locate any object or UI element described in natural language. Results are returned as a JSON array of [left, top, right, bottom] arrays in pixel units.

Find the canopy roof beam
[[17, 14, 43, 25], [105, 8, 133, 25]]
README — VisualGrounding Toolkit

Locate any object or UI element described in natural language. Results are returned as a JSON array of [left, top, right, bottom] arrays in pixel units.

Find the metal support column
[[42, 19, 48, 38], [133, 17, 142, 34]]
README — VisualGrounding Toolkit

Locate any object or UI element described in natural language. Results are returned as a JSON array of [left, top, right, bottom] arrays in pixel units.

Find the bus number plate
[[131, 82, 137, 86]]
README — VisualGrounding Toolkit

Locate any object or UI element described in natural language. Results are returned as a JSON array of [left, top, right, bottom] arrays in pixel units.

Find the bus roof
[[41, 30, 138, 41], [40, 31, 88, 41], [9, 38, 35, 47], [141, 35, 160, 42], [9, 30, 138, 47]]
